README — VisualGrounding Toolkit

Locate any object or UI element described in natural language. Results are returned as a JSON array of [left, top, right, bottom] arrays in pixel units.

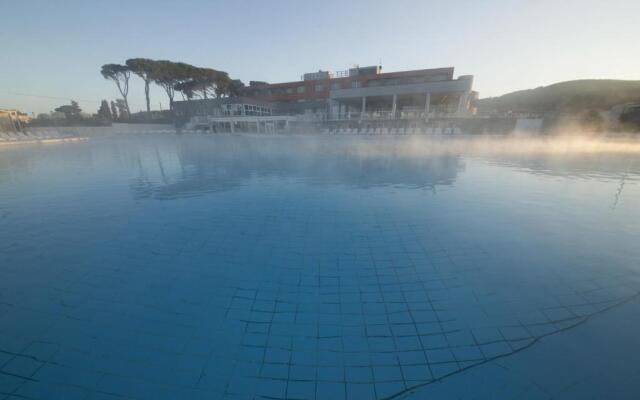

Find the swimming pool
[[1, 134, 639, 399]]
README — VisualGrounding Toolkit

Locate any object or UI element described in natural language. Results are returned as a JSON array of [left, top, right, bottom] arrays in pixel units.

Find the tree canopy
[[110, 101, 118, 120], [114, 99, 128, 118], [101, 64, 131, 116], [54, 100, 82, 119], [101, 59, 243, 115], [151, 60, 198, 111], [97, 100, 112, 121], [126, 58, 156, 112], [173, 67, 237, 100]]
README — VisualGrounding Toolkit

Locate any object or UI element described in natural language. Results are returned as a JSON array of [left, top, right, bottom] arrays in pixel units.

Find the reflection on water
[[129, 136, 464, 199], [484, 152, 638, 180], [1, 134, 640, 400], [3, 134, 639, 198]]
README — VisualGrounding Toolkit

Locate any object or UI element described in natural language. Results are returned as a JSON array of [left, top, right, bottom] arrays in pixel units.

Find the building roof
[[246, 67, 455, 88]]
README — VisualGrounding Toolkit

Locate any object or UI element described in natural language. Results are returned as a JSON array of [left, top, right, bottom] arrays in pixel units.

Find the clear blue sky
[[2, 0, 639, 115]]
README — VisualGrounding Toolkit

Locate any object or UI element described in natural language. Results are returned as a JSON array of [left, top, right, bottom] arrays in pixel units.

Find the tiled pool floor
[[1, 135, 639, 399], [411, 294, 640, 399]]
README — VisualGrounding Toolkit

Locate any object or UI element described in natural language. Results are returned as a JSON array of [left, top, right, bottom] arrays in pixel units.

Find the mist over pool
[[1, 133, 640, 399]]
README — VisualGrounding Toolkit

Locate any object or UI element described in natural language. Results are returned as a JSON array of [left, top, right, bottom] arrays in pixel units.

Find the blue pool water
[[1, 134, 639, 399]]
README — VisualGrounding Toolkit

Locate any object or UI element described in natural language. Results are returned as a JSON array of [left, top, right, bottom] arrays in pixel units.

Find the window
[[315, 84, 324, 92], [351, 81, 362, 88], [286, 87, 294, 94], [297, 86, 305, 93], [331, 82, 341, 90]]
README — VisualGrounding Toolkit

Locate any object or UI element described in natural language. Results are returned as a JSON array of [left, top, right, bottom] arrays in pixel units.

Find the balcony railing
[[333, 107, 462, 121]]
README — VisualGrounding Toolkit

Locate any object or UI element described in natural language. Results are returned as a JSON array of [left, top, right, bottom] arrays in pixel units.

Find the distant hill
[[476, 80, 640, 114]]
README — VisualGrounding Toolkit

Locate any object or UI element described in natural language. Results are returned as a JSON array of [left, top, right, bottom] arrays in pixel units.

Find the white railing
[[332, 109, 465, 121]]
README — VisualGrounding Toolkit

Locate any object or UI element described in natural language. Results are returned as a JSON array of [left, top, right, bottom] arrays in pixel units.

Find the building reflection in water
[[128, 135, 465, 200]]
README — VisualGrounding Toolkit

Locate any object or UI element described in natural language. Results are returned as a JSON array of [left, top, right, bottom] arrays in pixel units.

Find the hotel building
[[175, 65, 477, 132], [242, 66, 475, 120]]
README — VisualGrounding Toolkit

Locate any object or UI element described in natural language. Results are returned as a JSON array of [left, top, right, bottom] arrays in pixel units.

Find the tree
[[115, 99, 128, 119], [101, 64, 131, 116], [215, 78, 244, 98], [54, 100, 82, 120], [110, 101, 119, 120], [174, 80, 197, 100], [195, 68, 222, 99], [97, 100, 112, 121], [152, 60, 197, 112], [227, 79, 245, 98], [102, 59, 239, 114], [213, 71, 232, 98], [174, 68, 215, 100], [173, 68, 240, 100], [126, 58, 156, 113]]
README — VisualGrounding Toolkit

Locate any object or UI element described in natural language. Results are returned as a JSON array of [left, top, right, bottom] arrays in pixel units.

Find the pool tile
[[1, 136, 640, 400]]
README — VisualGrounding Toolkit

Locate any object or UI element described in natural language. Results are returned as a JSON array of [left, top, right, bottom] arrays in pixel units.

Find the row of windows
[[247, 81, 359, 97], [247, 77, 447, 97], [221, 104, 272, 116], [268, 85, 327, 94]]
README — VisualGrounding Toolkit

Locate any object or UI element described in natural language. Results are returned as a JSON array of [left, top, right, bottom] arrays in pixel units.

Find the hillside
[[476, 80, 640, 114]]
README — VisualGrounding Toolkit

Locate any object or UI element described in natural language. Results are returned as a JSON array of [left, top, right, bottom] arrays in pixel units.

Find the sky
[[1, 0, 639, 115]]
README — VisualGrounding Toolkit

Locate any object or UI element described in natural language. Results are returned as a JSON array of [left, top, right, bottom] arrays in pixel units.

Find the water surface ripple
[[1, 134, 639, 399]]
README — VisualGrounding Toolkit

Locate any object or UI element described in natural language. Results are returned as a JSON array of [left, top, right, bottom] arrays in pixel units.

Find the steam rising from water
[[346, 135, 640, 157]]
